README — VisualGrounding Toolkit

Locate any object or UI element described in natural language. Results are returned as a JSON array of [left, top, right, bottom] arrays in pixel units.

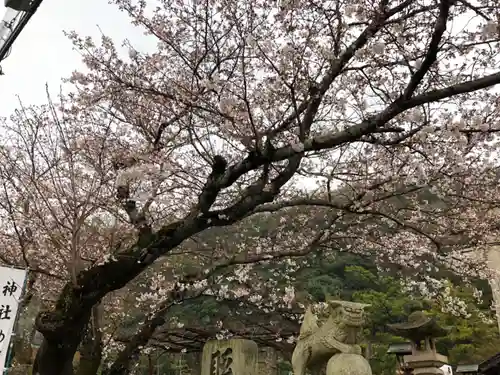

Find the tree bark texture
[[75, 304, 103, 375]]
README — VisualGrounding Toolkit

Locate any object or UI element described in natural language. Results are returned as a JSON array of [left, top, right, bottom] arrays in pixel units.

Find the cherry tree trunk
[[75, 305, 103, 375], [32, 338, 77, 375]]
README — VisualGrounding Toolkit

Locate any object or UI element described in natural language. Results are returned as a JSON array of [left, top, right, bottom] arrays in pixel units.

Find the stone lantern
[[387, 311, 450, 375]]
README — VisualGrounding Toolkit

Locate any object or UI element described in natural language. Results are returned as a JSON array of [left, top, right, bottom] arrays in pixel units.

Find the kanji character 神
[[2, 281, 18, 297]]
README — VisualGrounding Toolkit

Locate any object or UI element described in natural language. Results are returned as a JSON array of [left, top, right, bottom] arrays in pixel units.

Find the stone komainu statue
[[291, 299, 370, 375]]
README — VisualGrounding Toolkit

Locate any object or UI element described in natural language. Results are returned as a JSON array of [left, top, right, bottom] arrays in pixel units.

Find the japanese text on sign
[[0, 267, 27, 372]]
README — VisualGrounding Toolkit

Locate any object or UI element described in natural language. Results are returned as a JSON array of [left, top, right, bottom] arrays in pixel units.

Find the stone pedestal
[[404, 351, 448, 375], [326, 353, 372, 375], [201, 339, 258, 375]]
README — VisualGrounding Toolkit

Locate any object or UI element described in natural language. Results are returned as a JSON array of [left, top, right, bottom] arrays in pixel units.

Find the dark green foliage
[[288, 253, 499, 372]]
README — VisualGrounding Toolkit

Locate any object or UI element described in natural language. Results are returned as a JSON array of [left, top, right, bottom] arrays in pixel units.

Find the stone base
[[326, 353, 372, 375], [412, 368, 445, 375], [404, 352, 448, 375]]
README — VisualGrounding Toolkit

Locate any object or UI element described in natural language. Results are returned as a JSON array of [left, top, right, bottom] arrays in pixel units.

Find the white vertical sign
[[0, 267, 27, 372]]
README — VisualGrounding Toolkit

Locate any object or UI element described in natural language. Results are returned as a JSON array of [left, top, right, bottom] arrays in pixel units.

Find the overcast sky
[[0, 0, 154, 117]]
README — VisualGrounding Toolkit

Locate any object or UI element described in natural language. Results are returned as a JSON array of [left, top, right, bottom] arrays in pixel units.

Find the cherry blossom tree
[[0, 96, 130, 373], [2, 0, 500, 373]]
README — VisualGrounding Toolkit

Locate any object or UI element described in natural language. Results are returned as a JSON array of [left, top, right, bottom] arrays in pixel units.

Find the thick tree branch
[[270, 0, 397, 137], [195, 155, 228, 215], [402, 0, 453, 99], [216, 68, 500, 195]]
